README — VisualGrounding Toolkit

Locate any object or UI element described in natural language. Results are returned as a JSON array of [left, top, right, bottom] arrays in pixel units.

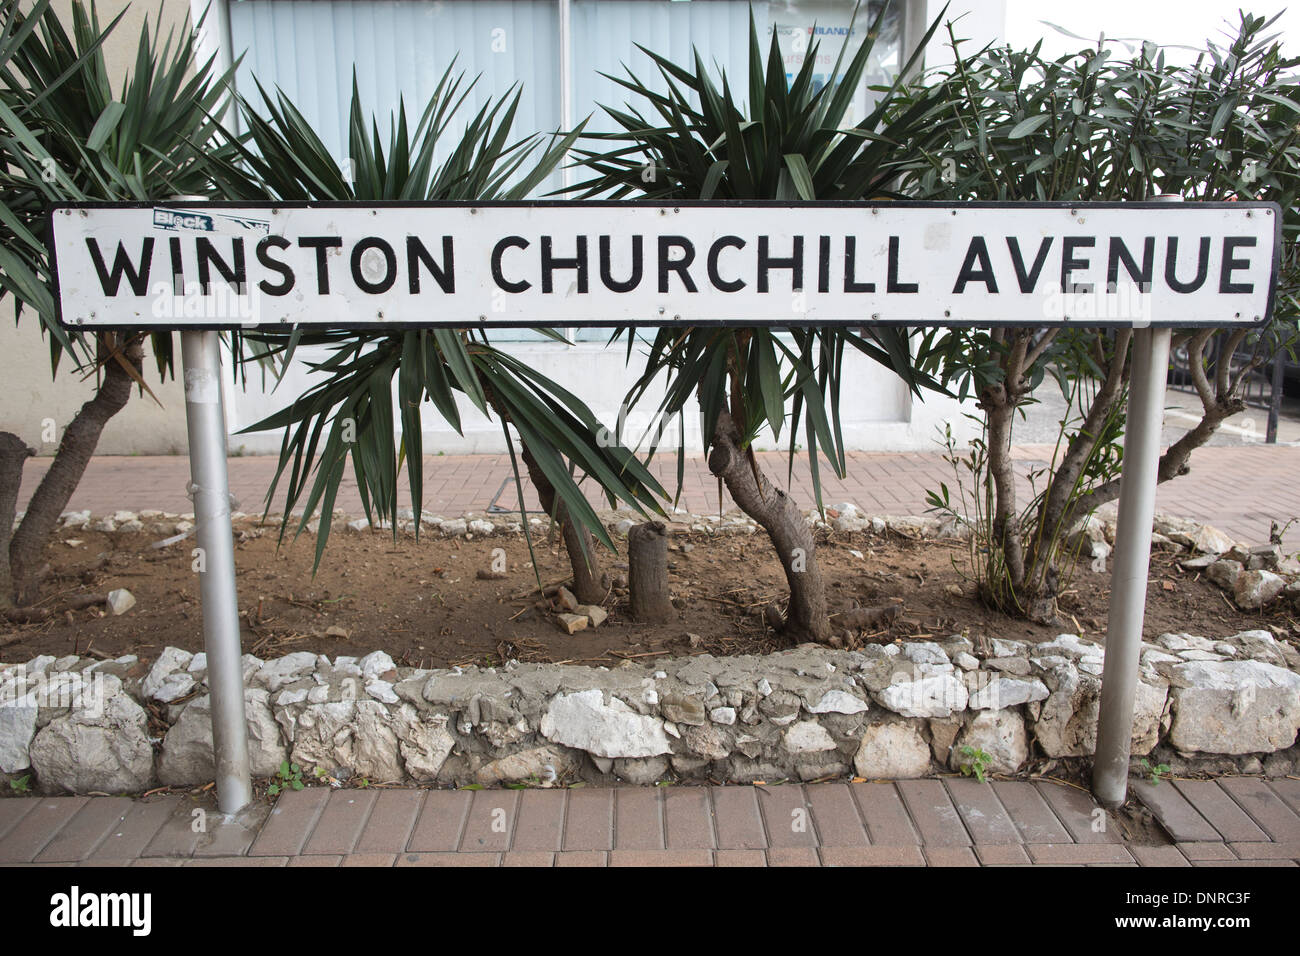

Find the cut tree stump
[[628, 521, 672, 623]]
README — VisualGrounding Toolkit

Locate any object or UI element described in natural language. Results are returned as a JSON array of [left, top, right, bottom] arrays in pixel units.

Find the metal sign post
[[180, 329, 251, 815], [1091, 325, 1173, 807]]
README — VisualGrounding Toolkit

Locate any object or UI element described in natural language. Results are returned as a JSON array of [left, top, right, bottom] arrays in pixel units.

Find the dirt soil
[[4, 519, 1297, 671]]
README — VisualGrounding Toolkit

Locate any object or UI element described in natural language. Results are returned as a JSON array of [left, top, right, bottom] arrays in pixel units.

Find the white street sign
[[50, 201, 1280, 330]]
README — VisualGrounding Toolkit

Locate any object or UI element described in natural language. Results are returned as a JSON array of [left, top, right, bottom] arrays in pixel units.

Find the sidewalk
[[2, 776, 1297, 867], [17, 444, 1300, 549]]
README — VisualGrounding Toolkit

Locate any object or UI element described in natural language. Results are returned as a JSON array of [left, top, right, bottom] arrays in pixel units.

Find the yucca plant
[[205, 72, 666, 592], [569, 2, 953, 643], [0, 0, 243, 609], [904, 13, 1300, 621]]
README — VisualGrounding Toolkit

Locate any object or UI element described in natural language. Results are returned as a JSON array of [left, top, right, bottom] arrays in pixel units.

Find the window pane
[[571, 0, 902, 136], [228, 1, 561, 175]]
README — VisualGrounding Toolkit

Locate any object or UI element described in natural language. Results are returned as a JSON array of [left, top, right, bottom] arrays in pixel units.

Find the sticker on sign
[[49, 201, 1280, 330]]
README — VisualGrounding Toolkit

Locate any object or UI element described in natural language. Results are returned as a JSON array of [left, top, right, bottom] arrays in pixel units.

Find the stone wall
[[3, 627, 1297, 794], [3, 508, 1299, 793]]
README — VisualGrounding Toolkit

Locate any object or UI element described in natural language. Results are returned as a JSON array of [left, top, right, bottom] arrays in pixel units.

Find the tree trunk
[[9, 333, 142, 606], [0, 432, 35, 608], [627, 520, 672, 623], [517, 442, 605, 605], [981, 381, 1025, 596], [707, 408, 830, 643]]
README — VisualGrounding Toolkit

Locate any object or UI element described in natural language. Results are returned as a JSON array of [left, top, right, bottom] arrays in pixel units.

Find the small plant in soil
[[958, 746, 992, 783], [267, 760, 305, 797], [1138, 758, 1172, 786], [8, 774, 30, 794]]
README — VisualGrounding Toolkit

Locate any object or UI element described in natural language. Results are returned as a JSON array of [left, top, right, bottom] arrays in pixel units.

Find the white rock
[[359, 650, 397, 681], [1233, 570, 1285, 610], [1031, 663, 1168, 757], [782, 720, 837, 754], [290, 699, 405, 783], [467, 519, 494, 536], [158, 688, 286, 785], [29, 694, 156, 794], [709, 706, 737, 725], [900, 642, 951, 667], [1168, 660, 1300, 754], [475, 745, 576, 786], [539, 689, 671, 758], [853, 721, 932, 778], [254, 652, 319, 692], [141, 647, 194, 700], [398, 714, 456, 782], [0, 698, 39, 773], [438, 518, 468, 536], [149, 671, 196, 704], [876, 674, 968, 718], [952, 710, 1028, 773], [104, 588, 135, 615], [365, 679, 400, 704], [954, 652, 980, 671], [968, 676, 1050, 711], [806, 689, 870, 715]]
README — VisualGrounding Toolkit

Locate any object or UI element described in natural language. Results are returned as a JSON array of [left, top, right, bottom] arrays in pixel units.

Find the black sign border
[[47, 199, 1283, 332]]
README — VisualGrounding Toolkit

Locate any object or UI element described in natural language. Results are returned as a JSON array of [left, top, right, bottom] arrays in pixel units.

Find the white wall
[[223, 339, 976, 456]]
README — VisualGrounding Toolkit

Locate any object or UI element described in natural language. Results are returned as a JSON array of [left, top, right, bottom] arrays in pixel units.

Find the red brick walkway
[[2, 777, 1296, 867], [17, 444, 1300, 549]]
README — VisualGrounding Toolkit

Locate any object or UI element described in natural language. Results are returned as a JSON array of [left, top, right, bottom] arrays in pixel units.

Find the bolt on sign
[[49, 201, 1280, 330]]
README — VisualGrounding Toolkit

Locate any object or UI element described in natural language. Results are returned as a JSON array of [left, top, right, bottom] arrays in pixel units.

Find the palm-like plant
[[569, 3, 953, 643], [0, 0, 242, 608], [205, 72, 666, 590]]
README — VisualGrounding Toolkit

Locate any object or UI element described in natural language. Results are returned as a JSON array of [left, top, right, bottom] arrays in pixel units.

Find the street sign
[[50, 201, 1281, 330]]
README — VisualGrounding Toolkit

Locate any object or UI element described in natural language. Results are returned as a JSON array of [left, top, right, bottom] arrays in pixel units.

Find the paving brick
[[249, 787, 330, 857], [396, 852, 502, 866], [563, 788, 613, 851], [34, 797, 134, 862], [408, 790, 472, 852], [1176, 841, 1235, 861], [341, 853, 398, 867], [1172, 781, 1269, 842], [716, 849, 766, 866], [85, 797, 179, 862], [609, 849, 713, 866], [849, 781, 919, 845], [1192, 859, 1297, 867], [712, 787, 767, 849], [1033, 780, 1116, 843], [897, 780, 970, 846], [663, 786, 715, 849], [1130, 779, 1221, 842], [354, 789, 423, 853], [194, 801, 272, 858], [1130, 845, 1192, 866], [756, 785, 818, 848], [130, 858, 185, 867], [975, 844, 1032, 866], [302, 789, 378, 855], [1269, 778, 1300, 816], [1217, 777, 1300, 841], [1026, 844, 1134, 865], [820, 845, 925, 866], [555, 850, 608, 867], [1228, 842, 1300, 860], [510, 789, 566, 852], [923, 846, 979, 866], [804, 783, 869, 846], [502, 851, 555, 867], [943, 778, 1022, 844], [0, 797, 87, 863], [288, 855, 342, 866], [614, 788, 663, 850], [0, 797, 35, 841], [766, 847, 820, 866], [461, 789, 519, 852], [186, 856, 288, 867]]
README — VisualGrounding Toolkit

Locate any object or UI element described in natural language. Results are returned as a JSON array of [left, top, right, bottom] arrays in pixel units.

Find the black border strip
[[47, 200, 1283, 332]]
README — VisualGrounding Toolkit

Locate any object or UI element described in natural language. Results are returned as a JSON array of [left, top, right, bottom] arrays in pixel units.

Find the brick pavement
[[16, 444, 1300, 549], [2, 777, 1297, 867]]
